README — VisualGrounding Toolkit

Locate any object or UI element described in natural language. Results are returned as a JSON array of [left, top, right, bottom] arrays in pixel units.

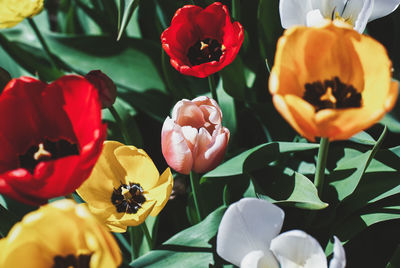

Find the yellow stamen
[[320, 87, 337, 105], [33, 143, 51, 161], [121, 187, 132, 200], [200, 41, 209, 51]]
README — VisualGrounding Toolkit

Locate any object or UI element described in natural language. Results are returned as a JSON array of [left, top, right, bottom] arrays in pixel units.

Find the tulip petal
[[172, 100, 207, 129], [193, 127, 228, 173], [329, 236, 346, 268], [270, 230, 328, 268], [240, 250, 280, 268], [369, 0, 400, 20], [76, 141, 126, 209], [146, 168, 173, 216], [114, 146, 160, 190], [350, 0, 373, 32], [216, 198, 285, 267], [280, 0, 313, 28], [161, 118, 193, 175]]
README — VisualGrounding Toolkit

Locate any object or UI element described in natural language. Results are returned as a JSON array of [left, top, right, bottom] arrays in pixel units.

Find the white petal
[[241, 250, 280, 268], [345, 0, 373, 32], [306, 9, 326, 27], [310, 0, 345, 19], [279, 0, 314, 28], [370, 0, 400, 20], [181, 126, 198, 151], [329, 236, 346, 268], [216, 198, 285, 267], [270, 230, 328, 268]]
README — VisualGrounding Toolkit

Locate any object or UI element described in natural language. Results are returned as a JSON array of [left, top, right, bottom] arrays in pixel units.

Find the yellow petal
[[77, 141, 126, 209], [114, 146, 160, 189], [0, 0, 44, 28], [146, 168, 173, 216]]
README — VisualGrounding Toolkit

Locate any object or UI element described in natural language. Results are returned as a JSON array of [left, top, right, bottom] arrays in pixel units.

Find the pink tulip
[[161, 96, 230, 174]]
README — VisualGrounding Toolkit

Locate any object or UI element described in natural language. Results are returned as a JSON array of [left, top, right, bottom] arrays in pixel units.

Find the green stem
[[232, 0, 240, 20], [208, 75, 218, 102], [314, 137, 330, 197], [108, 106, 132, 145], [27, 18, 59, 69], [140, 223, 153, 250], [128, 226, 136, 261], [190, 171, 203, 222]]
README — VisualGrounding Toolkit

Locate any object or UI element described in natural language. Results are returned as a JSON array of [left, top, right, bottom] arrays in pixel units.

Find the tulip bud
[[85, 70, 117, 108], [161, 96, 230, 174]]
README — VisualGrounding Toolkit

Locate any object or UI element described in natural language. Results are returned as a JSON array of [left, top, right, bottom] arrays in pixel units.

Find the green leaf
[[216, 80, 237, 140], [329, 126, 387, 201], [263, 172, 328, 210], [326, 206, 400, 255], [203, 142, 319, 178], [0, 33, 64, 81], [219, 56, 247, 100], [387, 244, 400, 268], [130, 207, 226, 267], [117, 0, 140, 41]]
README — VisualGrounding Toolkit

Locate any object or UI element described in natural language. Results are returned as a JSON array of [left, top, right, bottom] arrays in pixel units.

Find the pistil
[[187, 38, 225, 66]]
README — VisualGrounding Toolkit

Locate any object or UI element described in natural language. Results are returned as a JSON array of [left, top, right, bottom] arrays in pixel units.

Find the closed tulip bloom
[[85, 70, 117, 108], [0, 0, 43, 28], [161, 96, 230, 174], [269, 22, 398, 141], [0, 199, 121, 268]]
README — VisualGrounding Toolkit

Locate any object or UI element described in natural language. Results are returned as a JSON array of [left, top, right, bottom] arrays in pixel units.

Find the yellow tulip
[[0, 199, 121, 268], [0, 0, 44, 28], [269, 21, 398, 141], [77, 141, 174, 233]]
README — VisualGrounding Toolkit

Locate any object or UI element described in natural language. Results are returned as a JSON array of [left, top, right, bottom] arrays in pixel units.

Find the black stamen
[[303, 76, 362, 112], [18, 139, 79, 173], [53, 254, 91, 268], [187, 38, 224, 66], [111, 183, 146, 214]]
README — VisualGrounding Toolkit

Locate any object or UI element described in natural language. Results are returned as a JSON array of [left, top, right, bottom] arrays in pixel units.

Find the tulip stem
[[108, 106, 132, 145], [190, 171, 203, 222], [232, 0, 240, 20], [128, 226, 136, 260], [208, 75, 218, 102], [314, 137, 330, 197], [141, 223, 153, 250], [27, 18, 59, 70]]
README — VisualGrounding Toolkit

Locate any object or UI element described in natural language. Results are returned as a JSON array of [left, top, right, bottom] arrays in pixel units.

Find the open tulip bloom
[[161, 96, 230, 174], [280, 0, 400, 32], [0, 0, 43, 28], [269, 22, 398, 141], [77, 141, 173, 232], [0, 75, 105, 205], [217, 198, 346, 268], [0, 199, 121, 267], [161, 2, 244, 78]]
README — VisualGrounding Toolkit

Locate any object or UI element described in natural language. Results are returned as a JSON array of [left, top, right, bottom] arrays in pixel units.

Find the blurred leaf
[[219, 56, 247, 100], [329, 126, 387, 201], [381, 114, 400, 133], [130, 206, 226, 267], [259, 171, 328, 210], [203, 142, 319, 179], [257, 0, 282, 64], [349, 131, 376, 145], [0, 33, 64, 81], [0, 203, 18, 237], [387, 244, 400, 268], [217, 80, 237, 141]]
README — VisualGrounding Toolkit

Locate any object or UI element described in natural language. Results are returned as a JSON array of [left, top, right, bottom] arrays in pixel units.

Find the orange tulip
[[269, 21, 398, 141]]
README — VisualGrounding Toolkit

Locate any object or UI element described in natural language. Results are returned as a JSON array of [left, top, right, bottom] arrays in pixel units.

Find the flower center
[[303, 76, 362, 111], [18, 139, 79, 173], [187, 38, 225, 66], [111, 183, 146, 214], [52, 254, 91, 268]]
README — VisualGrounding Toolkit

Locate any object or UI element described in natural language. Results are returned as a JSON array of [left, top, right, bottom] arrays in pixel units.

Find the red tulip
[[0, 75, 106, 205], [161, 96, 229, 174], [161, 2, 244, 78]]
